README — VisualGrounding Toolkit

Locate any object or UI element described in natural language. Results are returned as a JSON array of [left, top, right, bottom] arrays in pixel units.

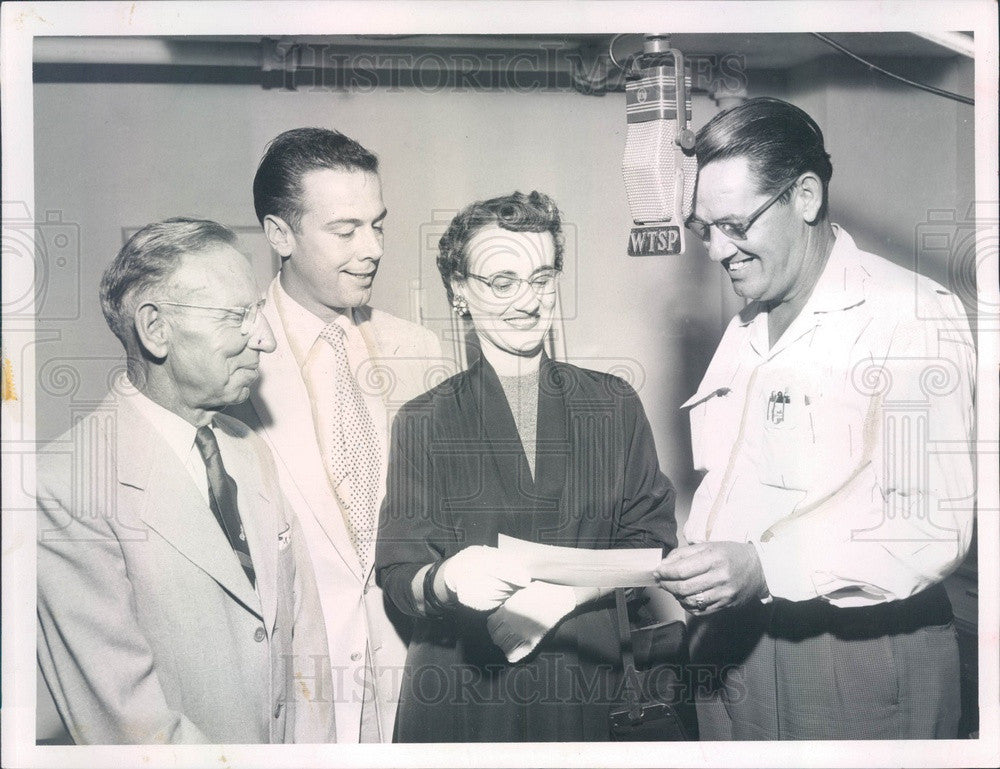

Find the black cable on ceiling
[[811, 32, 975, 106]]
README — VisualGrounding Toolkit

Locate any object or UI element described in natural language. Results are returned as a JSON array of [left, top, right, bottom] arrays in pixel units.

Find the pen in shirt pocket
[[765, 389, 813, 424]]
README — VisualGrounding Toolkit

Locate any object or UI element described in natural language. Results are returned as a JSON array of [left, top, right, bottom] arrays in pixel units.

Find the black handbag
[[609, 588, 697, 741]]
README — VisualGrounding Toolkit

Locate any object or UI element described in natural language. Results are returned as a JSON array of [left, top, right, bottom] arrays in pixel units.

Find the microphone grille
[[623, 120, 697, 223]]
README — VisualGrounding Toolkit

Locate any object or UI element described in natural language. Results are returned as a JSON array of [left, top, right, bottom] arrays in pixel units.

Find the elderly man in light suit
[[228, 128, 443, 743], [36, 218, 336, 744]]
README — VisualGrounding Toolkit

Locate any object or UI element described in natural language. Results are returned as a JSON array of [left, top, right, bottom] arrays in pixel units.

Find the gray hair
[[99, 217, 238, 351]]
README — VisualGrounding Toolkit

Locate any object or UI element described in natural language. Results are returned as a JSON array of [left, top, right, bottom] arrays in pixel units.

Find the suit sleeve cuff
[[377, 562, 426, 617]]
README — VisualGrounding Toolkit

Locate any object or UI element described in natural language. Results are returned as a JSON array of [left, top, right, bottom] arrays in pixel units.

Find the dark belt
[[769, 583, 954, 641]]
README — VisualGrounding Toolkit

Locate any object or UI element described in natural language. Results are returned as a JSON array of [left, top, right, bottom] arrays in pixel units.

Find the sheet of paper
[[497, 534, 662, 587]]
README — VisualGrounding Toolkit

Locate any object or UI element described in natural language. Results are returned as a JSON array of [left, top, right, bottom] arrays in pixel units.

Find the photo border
[[3, 2, 997, 768]]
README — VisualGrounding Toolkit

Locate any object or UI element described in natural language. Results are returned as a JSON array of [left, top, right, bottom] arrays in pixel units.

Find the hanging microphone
[[622, 35, 697, 256]]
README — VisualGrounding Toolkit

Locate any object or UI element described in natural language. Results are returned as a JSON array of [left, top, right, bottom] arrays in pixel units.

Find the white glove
[[486, 581, 578, 662], [439, 545, 531, 611]]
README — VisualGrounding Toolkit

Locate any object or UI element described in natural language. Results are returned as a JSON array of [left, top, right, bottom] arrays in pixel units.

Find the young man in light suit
[[231, 128, 443, 743], [36, 218, 335, 744]]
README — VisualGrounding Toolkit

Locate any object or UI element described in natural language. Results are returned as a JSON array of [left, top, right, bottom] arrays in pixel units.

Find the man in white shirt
[[230, 128, 443, 743], [654, 98, 975, 739], [36, 218, 335, 744]]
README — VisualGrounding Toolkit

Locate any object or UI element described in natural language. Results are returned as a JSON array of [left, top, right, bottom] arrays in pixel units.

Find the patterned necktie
[[194, 425, 256, 587], [320, 322, 381, 571]]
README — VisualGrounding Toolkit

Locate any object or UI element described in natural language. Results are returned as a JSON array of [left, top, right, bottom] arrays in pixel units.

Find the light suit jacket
[[228, 276, 445, 742], [36, 390, 336, 744]]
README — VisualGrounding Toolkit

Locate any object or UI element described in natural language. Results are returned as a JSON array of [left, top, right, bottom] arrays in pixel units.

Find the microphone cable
[[608, 33, 974, 106], [810, 32, 975, 106]]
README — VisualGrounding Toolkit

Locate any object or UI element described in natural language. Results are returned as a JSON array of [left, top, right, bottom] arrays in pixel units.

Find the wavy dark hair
[[252, 127, 379, 230], [695, 97, 833, 217], [437, 190, 565, 305]]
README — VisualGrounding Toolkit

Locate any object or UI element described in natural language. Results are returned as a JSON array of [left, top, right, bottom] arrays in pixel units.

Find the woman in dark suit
[[375, 191, 677, 742]]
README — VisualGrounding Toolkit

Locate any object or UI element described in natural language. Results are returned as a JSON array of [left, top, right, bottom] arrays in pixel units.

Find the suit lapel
[[251, 279, 362, 581], [216, 421, 278, 634], [462, 355, 572, 545], [355, 305, 441, 421], [467, 358, 536, 539], [116, 396, 263, 617], [532, 356, 571, 543], [354, 306, 400, 425]]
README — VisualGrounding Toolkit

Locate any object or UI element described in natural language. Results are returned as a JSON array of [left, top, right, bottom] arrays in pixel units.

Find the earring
[[452, 295, 469, 317]]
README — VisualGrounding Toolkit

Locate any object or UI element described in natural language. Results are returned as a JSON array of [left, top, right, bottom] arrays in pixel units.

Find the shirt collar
[[274, 274, 353, 369], [126, 382, 201, 466], [737, 224, 867, 329], [801, 224, 868, 314]]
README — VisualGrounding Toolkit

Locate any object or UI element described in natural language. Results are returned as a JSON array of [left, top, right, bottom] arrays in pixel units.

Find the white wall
[[32, 79, 717, 494], [31, 46, 975, 742], [32, 52, 975, 515]]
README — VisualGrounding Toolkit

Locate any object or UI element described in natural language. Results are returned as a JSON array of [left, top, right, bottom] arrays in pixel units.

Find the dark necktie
[[319, 322, 381, 571], [194, 425, 256, 587]]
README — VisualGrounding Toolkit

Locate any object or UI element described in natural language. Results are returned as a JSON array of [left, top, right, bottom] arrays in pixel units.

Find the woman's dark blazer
[[375, 353, 677, 742]]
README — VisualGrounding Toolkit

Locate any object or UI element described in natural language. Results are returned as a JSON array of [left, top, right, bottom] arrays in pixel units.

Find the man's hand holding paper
[[653, 541, 768, 614]]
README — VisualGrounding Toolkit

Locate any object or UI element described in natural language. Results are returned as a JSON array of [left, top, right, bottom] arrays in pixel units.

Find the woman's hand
[[486, 581, 578, 662], [438, 545, 531, 611]]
